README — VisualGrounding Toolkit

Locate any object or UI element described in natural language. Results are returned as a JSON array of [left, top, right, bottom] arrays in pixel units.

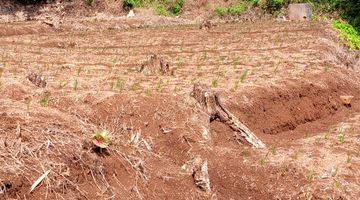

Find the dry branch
[[191, 83, 266, 148]]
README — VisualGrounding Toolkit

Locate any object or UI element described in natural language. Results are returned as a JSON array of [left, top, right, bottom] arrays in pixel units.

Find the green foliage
[[250, 0, 260, 7], [215, 7, 228, 16], [123, 0, 142, 9], [266, 0, 284, 13], [123, 0, 185, 16], [155, 5, 172, 16], [333, 20, 360, 50], [215, 4, 247, 17], [170, 0, 185, 15]]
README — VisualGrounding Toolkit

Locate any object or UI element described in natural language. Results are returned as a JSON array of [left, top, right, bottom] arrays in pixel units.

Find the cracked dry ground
[[0, 20, 359, 199]]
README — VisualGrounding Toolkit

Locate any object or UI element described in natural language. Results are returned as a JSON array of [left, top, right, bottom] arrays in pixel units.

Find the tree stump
[[191, 83, 266, 148], [139, 54, 174, 76], [199, 20, 214, 30]]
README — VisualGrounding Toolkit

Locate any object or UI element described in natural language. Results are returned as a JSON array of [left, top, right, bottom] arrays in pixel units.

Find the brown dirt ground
[[0, 17, 359, 200]]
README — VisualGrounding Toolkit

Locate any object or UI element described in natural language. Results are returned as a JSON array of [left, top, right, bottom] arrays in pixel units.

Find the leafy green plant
[[333, 20, 360, 50], [92, 130, 110, 149], [216, 7, 228, 16], [170, 0, 185, 15], [216, 4, 247, 17], [123, 0, 141, 10], [266, 0, 283, 13], [155, 5, 172, 16]]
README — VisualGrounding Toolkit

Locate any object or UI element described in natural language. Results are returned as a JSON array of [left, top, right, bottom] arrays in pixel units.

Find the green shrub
[[333, 20, 360, 50], [215, 7, 228, 16], [170, 0, 185, 15], [215, 4, 247, 17], [155, 5, 172, 16], [266, 0, 284, 13], [228, 4, 247, 15], [123, 0, 142, 10]]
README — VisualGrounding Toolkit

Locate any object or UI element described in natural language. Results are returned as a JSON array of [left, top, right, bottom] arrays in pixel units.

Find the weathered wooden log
[[191, 83, 266, 148]]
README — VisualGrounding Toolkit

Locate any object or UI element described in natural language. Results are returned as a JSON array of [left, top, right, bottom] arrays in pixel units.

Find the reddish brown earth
[[0, 18, 359, 200]]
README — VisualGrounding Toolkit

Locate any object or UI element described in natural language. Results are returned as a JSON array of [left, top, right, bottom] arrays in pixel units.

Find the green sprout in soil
[[324, 65, 332, 72], [92, 130, 110, 150], [240, 69, 249, 83], [145, 87, 152, 96], [211, 78, 219, 88], [39, 92, 51, 107], [25, 97, 31, 112], [307, 170, 316, 182], [270, 147, 277, 155], [346, 154, 352, 164], [324, 132, 330, 140], [156, 80, 163, 92], [115, 78, 124, 91], [73, 79, 78, 91], [338, 133, 345, 143], [76, 67, 82, 76]]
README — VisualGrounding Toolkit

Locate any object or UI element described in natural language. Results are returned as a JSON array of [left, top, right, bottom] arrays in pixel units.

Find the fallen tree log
[[191, 83, 266, 148]]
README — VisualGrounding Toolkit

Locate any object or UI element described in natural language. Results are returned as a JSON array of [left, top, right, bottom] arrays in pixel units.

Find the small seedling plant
[[92, 130, 110, 153]]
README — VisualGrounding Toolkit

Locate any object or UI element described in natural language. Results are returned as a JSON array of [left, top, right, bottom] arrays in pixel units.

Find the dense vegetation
[[333, 20, 360, 50], [123, 0, 184, 16]]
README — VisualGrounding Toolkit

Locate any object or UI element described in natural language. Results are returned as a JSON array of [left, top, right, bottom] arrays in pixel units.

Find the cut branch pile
[[191, 83, 266, 148]]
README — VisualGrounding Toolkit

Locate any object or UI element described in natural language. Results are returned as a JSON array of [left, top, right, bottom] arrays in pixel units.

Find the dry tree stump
[[199, 19, 214, 30], [139, 54, 174, 76], [191, 83, 265, 148]]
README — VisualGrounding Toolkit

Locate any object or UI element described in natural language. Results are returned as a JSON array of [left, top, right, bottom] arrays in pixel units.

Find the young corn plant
[[240, 69, 249, 83], [39, 93, 51, 107], [211, 78, 219, 88]]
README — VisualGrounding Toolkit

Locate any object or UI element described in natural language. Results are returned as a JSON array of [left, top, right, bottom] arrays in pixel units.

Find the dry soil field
[[0, 19, 359, 199]]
